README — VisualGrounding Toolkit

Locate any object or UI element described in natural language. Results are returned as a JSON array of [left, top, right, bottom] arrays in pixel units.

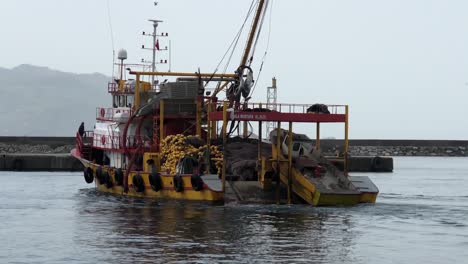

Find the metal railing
[[213, 101, 346, 115], [92, 133, 152, 150], [75, 131, 94, 155], [96, 107, 133, 122], [108, 82, 136, 94], [108, 82, 161, 93]]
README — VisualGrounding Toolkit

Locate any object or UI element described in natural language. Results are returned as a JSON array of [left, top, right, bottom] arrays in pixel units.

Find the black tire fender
[[114, 168, 124, 186], [84, 167, 94, 184], [191, 174, 204, 191], [173, 174, 184, 192], [149, 172, 163, 192], [133, 174, 145, 193], [102, 171, 113, 189]]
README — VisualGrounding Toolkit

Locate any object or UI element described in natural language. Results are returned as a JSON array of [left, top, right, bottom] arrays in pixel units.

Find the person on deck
[[78, 122, 85, 137]]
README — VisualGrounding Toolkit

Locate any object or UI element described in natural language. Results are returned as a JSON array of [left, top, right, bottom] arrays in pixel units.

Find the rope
[[205, 0, 257, 91], [249, 0, 274, 98], [249, 0, 270, 66]]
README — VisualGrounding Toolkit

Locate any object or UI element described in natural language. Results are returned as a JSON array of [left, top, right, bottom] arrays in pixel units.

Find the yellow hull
[[271, 146, 379, 206], [78, 158, 224, 204]]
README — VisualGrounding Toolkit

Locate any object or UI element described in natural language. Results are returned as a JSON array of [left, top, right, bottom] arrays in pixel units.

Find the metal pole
[[240, 0, 266, 67], [222, 101, 228, 193], [159, 100, 165, 149], [316, 123, 321, 150], [151, 20, 158, 85], [135, 74, 140, 110], [130, 71, 236, 78], [344, 105, 349, 176], [196, 98, 201, 137], [206, 99, 212, 175], [288, 122, 293, 204], [276, 122, 281, 204], [258, 120, 262, 180]]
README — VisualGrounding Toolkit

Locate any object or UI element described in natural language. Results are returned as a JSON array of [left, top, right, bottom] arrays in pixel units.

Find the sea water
[[0, 157, 467, 263]]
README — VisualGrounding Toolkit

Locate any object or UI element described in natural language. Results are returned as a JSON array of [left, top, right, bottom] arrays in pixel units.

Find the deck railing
[[108, 82, 160, 93], [92, 133, 152, 150], [213, 101, 346, 115], [96, 107, 133, 122]]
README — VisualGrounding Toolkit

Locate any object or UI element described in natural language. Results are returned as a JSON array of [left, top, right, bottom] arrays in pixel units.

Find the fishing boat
[[71, 0, 378, 205]]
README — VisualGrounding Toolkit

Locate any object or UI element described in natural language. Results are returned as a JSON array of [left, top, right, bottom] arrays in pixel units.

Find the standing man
[[78, 122, 85, 137]]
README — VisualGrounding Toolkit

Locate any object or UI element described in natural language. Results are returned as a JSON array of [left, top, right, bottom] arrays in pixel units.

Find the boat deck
[[202, 174, 223, 192]]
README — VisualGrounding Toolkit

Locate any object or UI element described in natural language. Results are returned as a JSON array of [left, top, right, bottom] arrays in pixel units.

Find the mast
[[149, 19, 163, 85]]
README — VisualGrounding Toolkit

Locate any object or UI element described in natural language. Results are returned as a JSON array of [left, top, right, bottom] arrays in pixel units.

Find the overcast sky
[[1, 0, 467, 139]]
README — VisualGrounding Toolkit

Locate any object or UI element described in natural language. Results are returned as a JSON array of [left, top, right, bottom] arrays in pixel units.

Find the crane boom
[[240, 0, 266, 67]]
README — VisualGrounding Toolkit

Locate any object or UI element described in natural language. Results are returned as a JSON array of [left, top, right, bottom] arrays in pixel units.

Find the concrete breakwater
[[347, 145, 466, 157], [1, 137, 466, 172], [1, 153, 83, 171], [1, 137, 467, 156], [0, 137, 79, 171], [318, 139, 468, 157]]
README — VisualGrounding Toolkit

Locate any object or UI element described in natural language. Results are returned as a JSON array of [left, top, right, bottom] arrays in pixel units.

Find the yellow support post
[[276, 122, 281, 204], [196, 100, 201, 137], [287, 122, 293, 204], [130, 71, 237, 78], [206, 100, 212, 175], [344, 105, 349, 176], [222, 101, 228, 192], [135, 74, 141, 110], [207, 100, 212, 144], [258, 120, 262, 180], [316, 122, 321, 150], [211, 101, 217, 139], [211, 121, 217, 139], [159, 100, 165, 149]]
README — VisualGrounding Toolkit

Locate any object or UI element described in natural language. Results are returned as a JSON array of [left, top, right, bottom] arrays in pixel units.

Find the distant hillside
[[0, 65, 110, 136]]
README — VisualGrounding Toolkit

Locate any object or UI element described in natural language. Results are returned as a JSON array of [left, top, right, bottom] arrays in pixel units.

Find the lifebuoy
[[149, 172, 163, 192], [190, 174, 204, 191], [100, 108, 105, 118], [173, 174, 184, 192], [132, 174, 145, 193], [101, 135, 106, 145], [114, 168, 124, 186], [84, 167, 94, 184]]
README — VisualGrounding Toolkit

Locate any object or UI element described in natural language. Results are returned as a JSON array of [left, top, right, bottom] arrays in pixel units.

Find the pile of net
[[160, 134, 223, 175]]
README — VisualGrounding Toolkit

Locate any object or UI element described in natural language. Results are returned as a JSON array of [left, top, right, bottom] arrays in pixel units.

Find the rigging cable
[[106, 0, 116, 78], [205, 0, 257, 90], [222, 0, 257, 73], [249, 0, 274, 98], [248, 0, 270, 67]]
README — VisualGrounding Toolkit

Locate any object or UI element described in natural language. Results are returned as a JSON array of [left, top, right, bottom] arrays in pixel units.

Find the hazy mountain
[[0, 65, 111, 136]]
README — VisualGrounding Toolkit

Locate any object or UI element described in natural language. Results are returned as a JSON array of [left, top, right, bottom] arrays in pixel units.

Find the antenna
[[141, 19, 170, 86]]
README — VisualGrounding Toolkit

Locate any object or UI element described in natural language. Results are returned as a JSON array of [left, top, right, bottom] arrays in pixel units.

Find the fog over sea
[[1, 157, 467, 263]]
